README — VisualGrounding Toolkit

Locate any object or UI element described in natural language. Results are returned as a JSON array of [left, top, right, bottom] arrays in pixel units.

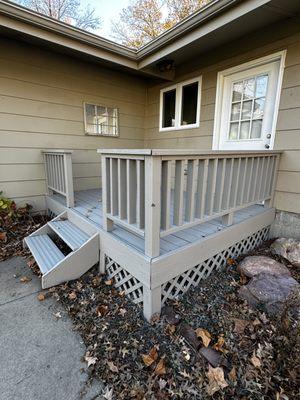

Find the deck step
[[24, 235, 65, 274], [48, 220, 90, 250]]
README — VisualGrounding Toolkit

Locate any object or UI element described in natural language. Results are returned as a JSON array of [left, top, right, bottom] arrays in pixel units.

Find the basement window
[[159, 77, 202, 131], [84, 103, 119, 136]]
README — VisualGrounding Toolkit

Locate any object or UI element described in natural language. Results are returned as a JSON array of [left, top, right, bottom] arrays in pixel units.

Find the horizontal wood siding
[[0, 38, 146, 211], [145, 22, 300, 214]]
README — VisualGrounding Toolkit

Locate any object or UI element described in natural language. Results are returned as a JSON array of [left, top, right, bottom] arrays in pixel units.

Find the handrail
[[99, 149, 281, 258], [42, 149, 74, 208]]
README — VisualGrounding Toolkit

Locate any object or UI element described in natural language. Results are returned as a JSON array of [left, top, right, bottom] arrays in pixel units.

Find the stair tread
[[25, 235, 65, 274], [48, 220, 89, 250]]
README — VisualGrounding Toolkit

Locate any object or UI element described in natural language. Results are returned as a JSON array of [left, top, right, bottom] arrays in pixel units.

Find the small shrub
[[0, 191, 32, 226]]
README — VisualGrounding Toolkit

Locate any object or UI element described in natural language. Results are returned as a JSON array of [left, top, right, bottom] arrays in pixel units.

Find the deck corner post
[[64, 152, 75, 208], [99, 251, 106, 274], [143, 285, 162, 322], [144, 155, 162, 258], [222, 212, 234, 226], [101, 155, 114, 232]]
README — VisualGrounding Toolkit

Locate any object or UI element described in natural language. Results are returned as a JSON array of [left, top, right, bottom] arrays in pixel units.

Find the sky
[[80, 0, 130, 39]]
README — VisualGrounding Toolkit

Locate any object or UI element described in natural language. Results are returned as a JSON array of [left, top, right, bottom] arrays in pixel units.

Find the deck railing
[[43, 149, 74, 208], [98, 149, 281, 258]]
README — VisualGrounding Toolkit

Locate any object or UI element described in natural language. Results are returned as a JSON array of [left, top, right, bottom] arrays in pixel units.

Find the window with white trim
[[84, 103, 119, 136], [159, 77, 202, 131]]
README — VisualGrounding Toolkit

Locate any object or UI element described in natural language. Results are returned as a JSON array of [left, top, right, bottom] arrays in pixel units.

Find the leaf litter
[[4, 219, 300, 399]]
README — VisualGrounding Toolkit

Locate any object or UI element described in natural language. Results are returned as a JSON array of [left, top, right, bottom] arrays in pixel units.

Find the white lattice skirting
[[104, 226, 269, 308]]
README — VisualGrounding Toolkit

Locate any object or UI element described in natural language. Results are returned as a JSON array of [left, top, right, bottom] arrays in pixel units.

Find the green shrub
[[0, 191, 32, 226]]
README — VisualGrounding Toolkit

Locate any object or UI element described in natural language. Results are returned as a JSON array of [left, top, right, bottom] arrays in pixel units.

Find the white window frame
[[83, 102, 119, 137], [212, 51, 286, 150], [159, 76, 202, 132]]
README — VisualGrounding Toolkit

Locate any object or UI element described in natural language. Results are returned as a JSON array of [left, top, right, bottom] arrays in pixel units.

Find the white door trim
[[212, 50, 287, 150]]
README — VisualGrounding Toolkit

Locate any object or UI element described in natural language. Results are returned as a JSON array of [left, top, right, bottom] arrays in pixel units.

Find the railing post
[[144, 155, 162, 258], [63, 152, 74, 208], [101, 155, 114, 232]]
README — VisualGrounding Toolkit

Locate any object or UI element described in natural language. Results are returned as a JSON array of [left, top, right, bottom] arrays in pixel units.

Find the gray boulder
[[271, 238, 300, 267], [238, 255, 290, 278], [238, 273, 300, 314]]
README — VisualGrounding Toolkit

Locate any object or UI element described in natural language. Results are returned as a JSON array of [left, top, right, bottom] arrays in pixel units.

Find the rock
[[161, 306, 181, 325], [238, 256, 290, 278], [271, 238, 300, 267], [178, 323, 200, 350], [238, 273, 300, 314]]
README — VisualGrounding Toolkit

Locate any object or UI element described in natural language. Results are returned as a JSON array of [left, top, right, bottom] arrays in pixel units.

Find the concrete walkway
[[0, 257, 103, 400]]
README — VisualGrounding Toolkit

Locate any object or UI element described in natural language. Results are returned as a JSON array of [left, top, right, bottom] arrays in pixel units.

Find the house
[[0, 0, 300, 320]]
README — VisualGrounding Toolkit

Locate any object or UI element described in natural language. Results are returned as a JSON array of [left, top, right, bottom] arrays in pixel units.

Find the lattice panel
[[161, 227, 270, 304], [105, 256, 143, 304]]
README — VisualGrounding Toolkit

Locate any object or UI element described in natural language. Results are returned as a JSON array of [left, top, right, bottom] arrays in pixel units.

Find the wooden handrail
[[99, 149, 281, 258], [42, 150, 74, 208]]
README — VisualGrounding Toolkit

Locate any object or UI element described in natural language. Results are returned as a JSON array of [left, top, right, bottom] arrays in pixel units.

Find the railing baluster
[[209, 158, 218, 215], [173, 160, 185, 226], [246, 157, 254, 203], [200, 159, 209, 219], [127, 159, 137, 224], [185, 159, 198, 222], [217, 158, 226, 212], [161, 160, 172, 230], [110, 158, 118, 216], [137, 160, 145, 229], [232, 158, 241, 208], [118, 158, 127, 219]]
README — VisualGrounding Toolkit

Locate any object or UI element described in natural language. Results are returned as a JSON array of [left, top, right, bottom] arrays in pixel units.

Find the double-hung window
[[159, 77, 202, 131], [84, 103, 119, 136]]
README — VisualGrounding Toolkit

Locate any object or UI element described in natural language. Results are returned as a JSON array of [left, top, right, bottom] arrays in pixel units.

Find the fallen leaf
[[37, 293, 45, 301], [233, 318, 250, 335], [142, 346, 158, 366], [227, 257, 236, 266], [85, 354, 97, 367], [158, 378, 167, 390], [20, 276, 31, 283], [119, 308, 126, 317], [105, 279, 113, 286], [53, 311, 62, 319], [27, 258, 35, 268], [97, 305, 108, 317], [206, 365, 228, 396], [0, 232, 7, 242], [107, 361, 118, 372], [68, 291, 77, 300], [213, 335, 225, 352], [228, 366, 237, 381], [154, 358, 166, 375], [165, 324, 176, 335], [240, 275, 248, 285], [196, 328, 211, 347], [250, 355, 261, 368]]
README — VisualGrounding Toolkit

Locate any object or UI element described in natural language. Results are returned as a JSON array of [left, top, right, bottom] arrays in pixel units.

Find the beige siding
[[0, 38, 146, 211], [145, 23, 300, 214]]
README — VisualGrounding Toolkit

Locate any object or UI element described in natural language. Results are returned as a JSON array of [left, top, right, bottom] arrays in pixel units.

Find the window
[[84, 103, 119, 136], [159, 77, 201, 131]]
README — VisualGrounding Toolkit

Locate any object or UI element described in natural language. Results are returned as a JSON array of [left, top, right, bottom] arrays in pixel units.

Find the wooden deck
[[51, 188, 268, 257]]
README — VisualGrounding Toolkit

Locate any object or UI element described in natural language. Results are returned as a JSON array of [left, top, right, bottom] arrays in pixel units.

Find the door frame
[[212, 50, 287, 150]]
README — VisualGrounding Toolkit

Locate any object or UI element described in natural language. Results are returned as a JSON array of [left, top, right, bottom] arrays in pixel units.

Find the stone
[[238, 273, 300, 314], [238, 256, 290, 278], [178, 323, 201, 350], [271, 238, 300, 267], [161, 306, 181, 325]]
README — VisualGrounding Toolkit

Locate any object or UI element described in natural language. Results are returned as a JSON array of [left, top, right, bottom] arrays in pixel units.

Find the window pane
[[251, 120, 262, 138], [230, 103, 240, 121], [253, 98, 265, 119], [243, 78, 255, 100], [232, 81, 242, 102], [242, 100, 252, 119], [240, 121, 250, 139], [181, 82, 198, 125], [85, 103, 118, 136], [85, 104, 96, 125], [162, 89, 176, 128], [255, 75, 268, 97], [229, 122, 239, 140]]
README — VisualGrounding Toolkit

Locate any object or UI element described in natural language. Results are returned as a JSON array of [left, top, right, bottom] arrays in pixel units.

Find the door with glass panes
[[218, 60, 280, 150]]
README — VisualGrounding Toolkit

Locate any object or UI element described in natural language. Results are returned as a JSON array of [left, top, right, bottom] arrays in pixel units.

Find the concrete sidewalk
[[0, 257, 103, 400]]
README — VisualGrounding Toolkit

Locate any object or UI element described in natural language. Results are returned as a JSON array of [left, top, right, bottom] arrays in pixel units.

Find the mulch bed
[[2, 217, 300, 399]]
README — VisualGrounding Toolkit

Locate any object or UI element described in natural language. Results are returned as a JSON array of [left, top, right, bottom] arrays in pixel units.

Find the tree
[[17, 0, 101, 30], [112, 0, 211, 49]]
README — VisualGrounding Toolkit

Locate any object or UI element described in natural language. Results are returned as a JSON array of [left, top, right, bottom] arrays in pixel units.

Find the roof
[[0, 0, 299, 78]]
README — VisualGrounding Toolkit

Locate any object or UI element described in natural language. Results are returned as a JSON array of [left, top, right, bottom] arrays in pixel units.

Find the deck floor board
[[50, 189, 267, 256]]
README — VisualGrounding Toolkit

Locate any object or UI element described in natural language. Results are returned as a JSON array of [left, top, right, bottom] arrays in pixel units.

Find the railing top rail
[[42, 149, 73, 154], [97, 148, 283, 157]]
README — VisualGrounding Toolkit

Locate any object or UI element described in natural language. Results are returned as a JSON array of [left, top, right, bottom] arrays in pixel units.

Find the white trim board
[[212, 50, 287, 151]]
